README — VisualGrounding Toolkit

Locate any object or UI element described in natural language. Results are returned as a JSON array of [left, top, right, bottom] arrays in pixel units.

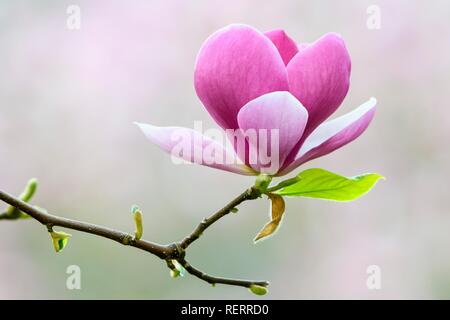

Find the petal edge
[[236, 91, 308, 175], [278, 98, 376, 176], [287, 32, 351, 136], [194, 24, 289, 130], [135, 122, 256, 176]]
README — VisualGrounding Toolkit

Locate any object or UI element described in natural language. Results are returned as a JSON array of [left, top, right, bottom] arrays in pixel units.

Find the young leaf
[[170, 260, 186, 278], [254, 194, 285, 243], [49, 231, 71, 253], [5, 178, 38, 219], [20, 178, 38, 202], [131, 205, 143, 240], [275, 168, 384, 201], [249, 284, 268, 296]]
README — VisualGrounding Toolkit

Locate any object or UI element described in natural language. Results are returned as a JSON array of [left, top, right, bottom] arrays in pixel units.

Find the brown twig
[[180, 186, 261, 249], [0, 186, 267, 290]]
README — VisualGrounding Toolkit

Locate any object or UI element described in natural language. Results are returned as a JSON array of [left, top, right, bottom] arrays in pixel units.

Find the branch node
[[121, 234, 134, 245], [246, 186, 261, 200], [166, 242, 185, 260]]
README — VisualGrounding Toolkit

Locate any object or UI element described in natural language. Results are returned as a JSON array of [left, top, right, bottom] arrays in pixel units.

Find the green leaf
[[249, 284, 268, 296], [20, 178, 38, 202], [131, 205, 143, 240], [49, 231, 71, 252], [275, 168, 384, 201], [5, 178, 38, 219], [266, 176, 301, 193], [170, 260, 186, 278], [254, 194, 285, 243]]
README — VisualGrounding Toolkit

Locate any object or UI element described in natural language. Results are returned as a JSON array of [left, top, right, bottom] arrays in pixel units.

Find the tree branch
[[0, 186, 267, 291], [180, 186, 261, 249], [179, 258, 269, 288], [0, 189, 170, 258]]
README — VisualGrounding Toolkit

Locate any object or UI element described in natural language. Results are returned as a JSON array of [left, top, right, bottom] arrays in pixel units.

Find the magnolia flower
[[137, 24, 376, 176]]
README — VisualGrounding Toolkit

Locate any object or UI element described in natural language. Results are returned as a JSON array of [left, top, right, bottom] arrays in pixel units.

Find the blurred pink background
[[1, 0, 450, 299]]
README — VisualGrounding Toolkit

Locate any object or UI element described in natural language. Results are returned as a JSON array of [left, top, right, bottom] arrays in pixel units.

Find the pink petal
[[194, 24, 289, 130], [278, 98, 376, 176], [236, 91, 308, 175], [135, 122, 256, 176], [287, 33, 351, 137], [264, 29, 299, 66]]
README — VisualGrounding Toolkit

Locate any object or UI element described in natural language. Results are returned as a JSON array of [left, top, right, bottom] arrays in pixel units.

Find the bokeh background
[[1, 0, 449, 299]]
